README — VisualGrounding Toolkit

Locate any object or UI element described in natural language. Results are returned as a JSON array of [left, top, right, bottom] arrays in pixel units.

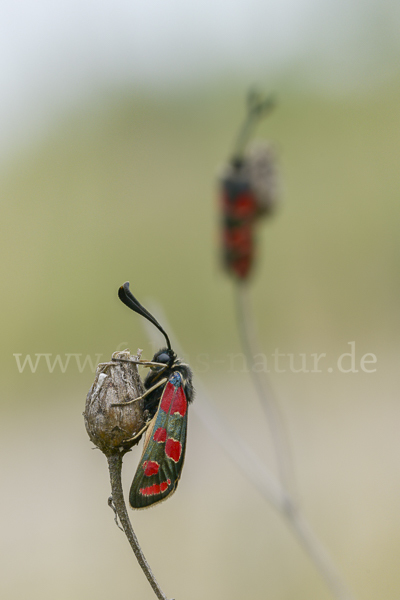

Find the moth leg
[[111, 377, 168, 407], [112, 357, 168, 369], [122, 421, 151, 444]]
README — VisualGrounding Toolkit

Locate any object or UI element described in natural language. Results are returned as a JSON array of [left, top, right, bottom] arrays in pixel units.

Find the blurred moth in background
[[115, 282, 194, 509], [219, 91, 279, 280]]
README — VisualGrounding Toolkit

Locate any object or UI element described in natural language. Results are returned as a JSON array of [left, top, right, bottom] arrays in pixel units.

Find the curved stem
[[143, 302, 357, 600], [107, 452, 172, 600], [232, 92, 275, 161], [289, 508, 355, 600], [234, 282, 296, 502], [234, 283, 356, 600]]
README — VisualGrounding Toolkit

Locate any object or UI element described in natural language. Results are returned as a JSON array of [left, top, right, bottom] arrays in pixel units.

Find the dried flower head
[[84, 350, 146, 456], [246, 142, 279, 216]]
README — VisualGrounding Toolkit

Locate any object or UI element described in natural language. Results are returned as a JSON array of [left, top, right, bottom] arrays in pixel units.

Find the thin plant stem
[[234, 282, 297, 502], [190, 375, 288, 511], [233, 284, 356, 600], [192, 369, 356, 600], [142, 304, 357, 600], [196, 374, 355, 600], [107, 452, 172, 600], [289, 508, 355, 600], [232, 92, 275, 161]]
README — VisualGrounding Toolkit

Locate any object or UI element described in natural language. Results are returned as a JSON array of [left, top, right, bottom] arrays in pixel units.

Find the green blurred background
[[2, 2, 400, 599]]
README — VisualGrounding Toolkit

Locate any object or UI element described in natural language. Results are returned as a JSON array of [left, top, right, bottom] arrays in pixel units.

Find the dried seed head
[[84, 350, 146, 456], [245, 142, 279, 216]]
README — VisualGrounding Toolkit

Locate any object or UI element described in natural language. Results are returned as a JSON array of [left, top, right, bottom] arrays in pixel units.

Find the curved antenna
[[118, 282, 172, 351]]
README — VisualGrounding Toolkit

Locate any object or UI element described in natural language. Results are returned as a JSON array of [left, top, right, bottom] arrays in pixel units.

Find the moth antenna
[[118, 282, 172, 352]]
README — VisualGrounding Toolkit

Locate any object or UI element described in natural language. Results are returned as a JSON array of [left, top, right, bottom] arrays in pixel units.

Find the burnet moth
[[116, 282, 194, 509], [220, 91, 277, 280]]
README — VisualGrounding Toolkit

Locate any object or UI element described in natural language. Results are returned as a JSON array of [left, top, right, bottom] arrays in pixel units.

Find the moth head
[[151, 347, 177, 370]]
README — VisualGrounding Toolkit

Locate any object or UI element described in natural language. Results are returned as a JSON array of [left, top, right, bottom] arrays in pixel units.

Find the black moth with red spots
[[118, 282, 194, 509], [219, 91, 276, 280]]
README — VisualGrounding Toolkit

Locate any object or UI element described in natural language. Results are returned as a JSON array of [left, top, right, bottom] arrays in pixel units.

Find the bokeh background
[[2, 1, 400, 599]]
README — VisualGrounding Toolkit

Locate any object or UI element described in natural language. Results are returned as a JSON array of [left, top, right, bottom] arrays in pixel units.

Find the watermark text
[[13, 342, 376, 375]]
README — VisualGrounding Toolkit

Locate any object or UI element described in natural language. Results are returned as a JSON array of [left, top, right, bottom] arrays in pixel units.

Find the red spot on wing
[[165, 438, 182, 463], [160, 481, 169, 492], [153, 427, 167, 443], [160, 382, 175, 412], [224, 225, 253, 253], [170, 387, 187, 416], [230, 192, 258, 220], [223, 224, 254, 279], [139, 479, 171, 497], [143, 460, 160, 477]]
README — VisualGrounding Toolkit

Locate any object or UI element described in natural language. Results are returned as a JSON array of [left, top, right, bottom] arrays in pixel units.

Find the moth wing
[[129, 372, 188, 509]]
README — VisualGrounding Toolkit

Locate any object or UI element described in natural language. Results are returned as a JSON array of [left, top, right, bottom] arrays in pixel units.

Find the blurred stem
[[144, 302, 356, 600], [234, 282, 296, 502], [233, 283, 355, 600], [289, 508, 355, 600], [232, 92, 275, 161], [107, 452, 172, 600]]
